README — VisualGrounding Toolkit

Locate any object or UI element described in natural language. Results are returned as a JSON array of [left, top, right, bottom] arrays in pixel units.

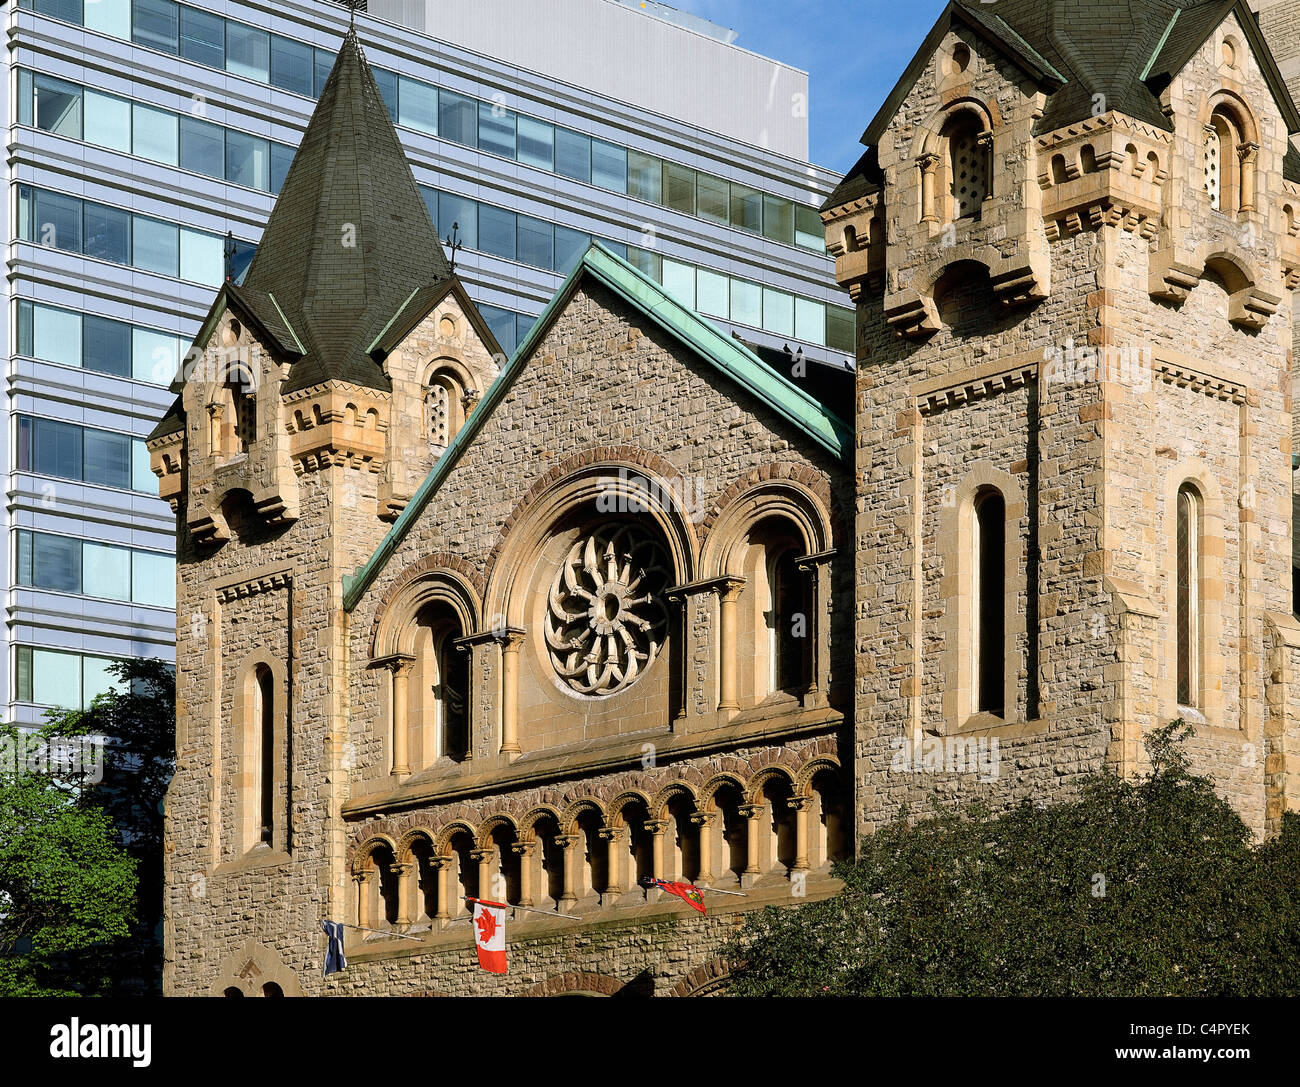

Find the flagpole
[[693, 885, 748, 897], [464, 896, 583, 921], [336, 921, 426, 942]]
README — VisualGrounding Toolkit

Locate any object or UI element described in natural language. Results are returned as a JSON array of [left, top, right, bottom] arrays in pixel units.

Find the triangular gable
[[342, 241, 853, 612], [366, 277, 505, 363], [861, 0, 1067, 148], [1143, 0, 1300, 134]]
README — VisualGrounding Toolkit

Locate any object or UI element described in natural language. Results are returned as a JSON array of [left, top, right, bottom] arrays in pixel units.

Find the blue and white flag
[[322, 920, 347, 976]]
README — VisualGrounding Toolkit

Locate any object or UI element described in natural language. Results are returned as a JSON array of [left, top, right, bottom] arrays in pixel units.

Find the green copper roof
[[343, 241, 853, 611]]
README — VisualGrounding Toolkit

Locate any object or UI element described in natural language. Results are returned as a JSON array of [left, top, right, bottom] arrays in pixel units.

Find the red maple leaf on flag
[[475, 908, 497, 944]]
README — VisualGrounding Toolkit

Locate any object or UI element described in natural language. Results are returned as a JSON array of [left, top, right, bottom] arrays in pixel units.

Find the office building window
[[399, 77, 438, 134], [478, 102, 516, 159], [85, 315, 132, 378], [85, 90, 131, 153], [516, 215, 553, 270], [591, 139, 627, 193], [439, 90, 477, 147], [34, 74, 82, 138], [133, 102, 179, 165], [31, 303, 83, 368], [227, 131, 270, 191], [696, 268, 729, 317], [762, 287, 794, 337], [730, 184, 763, 233], [555, 128, 591, 183], [15, 647, 128, 710], [373, 67, 399, 121], [664, 163, 696, 215], [730, 278, 762, 328], [132, 327, 179, 384], [271, 34, 314, 96], [84, 203, 131, 265], [271, 144, 295, 195], [763, 195, 794, 244], [133, 216, 179, 277], [181, 116, 226, 178], [437, 192, 478, 251], [555, 225, 590, 274], [479, 204, 516, 261], [17, 417, 153, 493], [226, 22, 270, 82], [85, 0, 130, 36], [662, 259, 695, 308], [697, 174, 730, 225], [517, 116, 555, 171], [180, 6, 225, 67], [133, 0, 179, 54]]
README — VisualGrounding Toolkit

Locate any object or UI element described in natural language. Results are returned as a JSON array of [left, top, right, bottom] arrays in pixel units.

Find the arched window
[[973, 488, 1005, 716], [232, 385, 256, 453], [771, 547, 808, 693], [256, 664, 274, 846], [1176, 483, 1201, 707], [425, 367, 467, 449], [1205, 106, 1253, 213], [412, 605, 469, 765], [1204, 124, 1223, 209], [943, 112, 988, 220]]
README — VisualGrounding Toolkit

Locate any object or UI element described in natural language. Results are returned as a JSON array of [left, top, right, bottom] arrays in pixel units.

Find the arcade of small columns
[[348, 761, 850, 936]]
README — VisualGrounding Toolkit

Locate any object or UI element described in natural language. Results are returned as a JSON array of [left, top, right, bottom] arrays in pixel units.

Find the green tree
[[0, 720, 138, 995], [39, 658, 176, 994], [724, 723, 1300, 996]]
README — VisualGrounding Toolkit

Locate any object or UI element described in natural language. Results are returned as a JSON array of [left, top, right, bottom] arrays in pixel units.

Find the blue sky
[[670, 0, 949, 172]]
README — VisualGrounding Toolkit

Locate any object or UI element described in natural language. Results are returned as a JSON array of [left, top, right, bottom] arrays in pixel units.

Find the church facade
[[155, 0, 1300, 996]]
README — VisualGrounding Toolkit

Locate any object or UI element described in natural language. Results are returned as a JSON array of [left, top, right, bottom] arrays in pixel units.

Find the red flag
[[472, 899, 507, 973], [643, 877, 706, 913]]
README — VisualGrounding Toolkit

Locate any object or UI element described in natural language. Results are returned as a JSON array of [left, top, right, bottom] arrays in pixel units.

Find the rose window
[[545, 524, 671, 696]]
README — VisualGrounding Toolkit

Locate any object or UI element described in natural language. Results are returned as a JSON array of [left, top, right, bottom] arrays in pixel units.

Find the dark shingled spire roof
[[827, 0, 1300, 208], [243, 27, 451, 393]]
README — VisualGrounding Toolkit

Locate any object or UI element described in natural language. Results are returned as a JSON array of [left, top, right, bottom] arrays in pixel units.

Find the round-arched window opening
[[951, 43, 971, 74], [545, 522, 671, 696]]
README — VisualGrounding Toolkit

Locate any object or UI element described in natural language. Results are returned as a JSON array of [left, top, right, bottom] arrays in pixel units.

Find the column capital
[[389, 861, 413, 875], [1237, 140, 1260, 162], [597, 826, 627, 843], [554, 834, 582, 849], [371, 652, 415, 674], [787, 796, 814, 813], [468, 847, 496, 864], [688, 811, 717, 828], [795, 548, 836, 572], [665, 574, 746, 604], [510, 841, 536, 857], [643, 819, 671, 835], [352, 869, 371, 885], [738, 803, 766, 820], [917, 152, 941, 172]]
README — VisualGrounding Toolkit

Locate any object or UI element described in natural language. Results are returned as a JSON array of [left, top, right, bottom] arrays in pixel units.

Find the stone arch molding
[[211, 938, 302, 997], [371, 565, 483, 660], [700, 478, 832, 579]]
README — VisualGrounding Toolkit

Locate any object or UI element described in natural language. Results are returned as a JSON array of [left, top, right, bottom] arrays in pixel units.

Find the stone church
[[154, 0, 1300, 996]]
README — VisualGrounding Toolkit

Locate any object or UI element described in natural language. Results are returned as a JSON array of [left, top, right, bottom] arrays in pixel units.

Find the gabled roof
[[857, 0, 1300, 184], [342, 242, 854, 612], [241, 28, 452, 395]]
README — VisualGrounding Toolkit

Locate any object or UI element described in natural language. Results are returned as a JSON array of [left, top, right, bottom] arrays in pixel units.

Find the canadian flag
[[472, 899, 508, 974]]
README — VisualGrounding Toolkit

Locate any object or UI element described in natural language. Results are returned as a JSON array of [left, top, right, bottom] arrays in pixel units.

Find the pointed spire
[[242, 27, 451, 393]]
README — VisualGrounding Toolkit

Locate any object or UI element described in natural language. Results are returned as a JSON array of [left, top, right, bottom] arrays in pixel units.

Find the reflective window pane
[[439, 89, 477, 147], [478, 101, 516, 159], [17, 300, 33, 358], [270, 143, 295, 195], [31, 418, 84, 480], [83, 656, 126, 708], [226, 22, 270, 82], [83, 428, 131, 489], [373, 68, 399, 122], [479, 204, 516, 261], [171, 122, 227, 183], [133, 216, 179, 277], [227, 130, 269, 190], [132, 327, 177, 383], [84, 203, 131, 265], [18, 70, 32, 128], [83, 541, 130, 600], [84, 315, 132, 377], [34, 190, 83, 253], [591, 139, 626, 192], [795, 297, 826, 346], [696, 268, 729, 318], [33, 0, 81, 21], [479, 304, 517, 356], [34, 74, 82, 138], [133, 0, 179, 55], [662, 259, 695, 308], [627, 150, 662, 204], [763, 195, 794, 244], [398, 77, 437, 134], [517, 116, 554, 171], [133, 102, 178, 165], [314, 49, 333, 97], [132, 439, 154, 493], [762, 287, 794, 337], [179, 7, 224, 68], [270, 35, 313, 96], [697, 174, 729, 224], [627, 246, 661, 282], [516, 214, 553, 270], [516, 313, 534, 347], [32, 650, 81, 708], [555, 128, 591, 183], [132, 550, 175, 608], [85, 0, 131, 37], [27, 533, 82, 593], [730, 278, 762, 327], [180, 229, 223, 286], [664, 163, 696, 215], [730, 184, 763, 233], [826, 306, 855, 353], [33, 304, 82, 367], [554, 225, 589, 274], [795, 204, 824, 250], [84, 90, 131, 154], [437, 192, 477, 251]]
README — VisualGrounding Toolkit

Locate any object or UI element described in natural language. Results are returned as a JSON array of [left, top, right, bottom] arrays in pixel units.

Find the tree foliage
[[0, 659, 174, 995], [724, 723, 1300, 996]]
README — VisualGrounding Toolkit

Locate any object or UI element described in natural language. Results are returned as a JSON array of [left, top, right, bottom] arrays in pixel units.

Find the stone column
[[716, 576, 747, 713], [788, 797, 813, 873], [454, 632, 501, 762], [554, 834, 581, 910], [796, 550, 835, 708], [919, 153, 941, 223], [391, 862, 413, 926], [512, 841, 536, 908], [1238, 142, 1259, 212], [354, 872, 370, 930], [738, 803, 765, 888], [430, 857, 452, 922], [691, 811, 716, 885], [471, 847, 498, 903], [386, 657, 414, 777], [598, 827, 626, 902], [497, 629, 526, 758]]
